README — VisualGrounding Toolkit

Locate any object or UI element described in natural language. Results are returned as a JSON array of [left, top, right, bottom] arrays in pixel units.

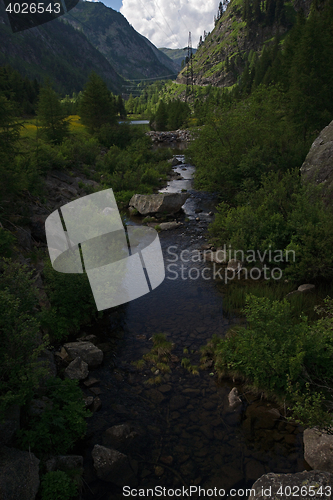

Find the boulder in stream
[[129, 193, 190, 215], [304, 428, 333, 472], [0, 446, 40, 500], [64, 356, 89, 380], [63, 341, 103, 368], [249, 471, 333, 499], [92, 445, 138, 486]]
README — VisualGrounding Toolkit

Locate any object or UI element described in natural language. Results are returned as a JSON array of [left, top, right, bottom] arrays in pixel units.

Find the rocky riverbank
[[146, 129, 193, 143]]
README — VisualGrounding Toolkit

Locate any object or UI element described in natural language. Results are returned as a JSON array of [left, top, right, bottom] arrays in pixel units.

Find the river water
[[80, 151, 308, 500]]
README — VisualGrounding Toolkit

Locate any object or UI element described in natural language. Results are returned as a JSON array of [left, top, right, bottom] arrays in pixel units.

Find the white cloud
[[120, 0, 216, 49]]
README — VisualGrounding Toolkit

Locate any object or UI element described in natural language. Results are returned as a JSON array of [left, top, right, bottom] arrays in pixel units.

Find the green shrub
[[60, 136, 99, 168], [203, 294, 333, 428], [41, 470, 78, 500], [205, 295, 333, 394], [40, 260, 97, 341], [17, 377, 90, 455], [0, 259, 49, 415], [0, 228, 16, 257], [209, 170, 333, 281]]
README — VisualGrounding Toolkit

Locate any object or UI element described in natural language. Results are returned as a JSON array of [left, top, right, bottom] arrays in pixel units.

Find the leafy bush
[[60, 136, 99, 168], [209, 170, 333, 281], [202, 294, 333, 427], [41, 470, 78, 500], [17, 377, 90, 455], [0, 259, 48, 415], [188, 85, 309, 201], [0, 228, 16, 257], [96, 136, 170, 195], [40, 260, 97, 341]]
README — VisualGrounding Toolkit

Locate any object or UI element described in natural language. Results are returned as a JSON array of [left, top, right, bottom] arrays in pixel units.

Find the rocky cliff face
[[300, 119, 333, 204], [177, 0, 293, 88]]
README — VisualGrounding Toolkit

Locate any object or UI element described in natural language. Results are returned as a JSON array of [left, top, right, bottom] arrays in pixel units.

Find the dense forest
[[1, 0, 333, 496]]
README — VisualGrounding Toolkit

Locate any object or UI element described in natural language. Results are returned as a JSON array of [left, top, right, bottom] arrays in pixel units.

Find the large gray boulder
[[304, 428, 333, 472], [249, 471, 333, 499], [64, 341, 103, 368], [0, 446, 40, 500], [92, 445, 138, 486], [129, 193, 190, 215], [64, 357, 89, 380], [102, 423, 145, 454], [300, 120, 333, 204]]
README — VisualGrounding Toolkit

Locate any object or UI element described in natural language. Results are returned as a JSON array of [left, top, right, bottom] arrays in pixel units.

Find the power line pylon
[[185, 31, 193, 102]]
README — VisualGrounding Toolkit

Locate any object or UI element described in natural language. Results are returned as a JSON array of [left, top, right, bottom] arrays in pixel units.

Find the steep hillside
[[159, 47, 197, 70], [63, 1, 178, 80], [177, 0, 296, 87], [0, 1, 124, 95]]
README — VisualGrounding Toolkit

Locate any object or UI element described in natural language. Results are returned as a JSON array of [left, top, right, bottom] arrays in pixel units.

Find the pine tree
[[37, 83, 68, 144], [116, 95, 126, 118], [154, 100, 168, 131], [79, 72, 116, 133]]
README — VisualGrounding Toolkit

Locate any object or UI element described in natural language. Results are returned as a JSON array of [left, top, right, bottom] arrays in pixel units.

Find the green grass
[[20, 115, 88, 140]]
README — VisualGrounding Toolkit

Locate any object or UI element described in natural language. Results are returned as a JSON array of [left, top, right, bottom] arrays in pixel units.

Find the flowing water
[[80, 151, 308, 500]]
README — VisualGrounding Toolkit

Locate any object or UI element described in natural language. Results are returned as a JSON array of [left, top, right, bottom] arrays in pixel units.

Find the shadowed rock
[[129, 193, 190, 215], [249, 471, 333, 499]]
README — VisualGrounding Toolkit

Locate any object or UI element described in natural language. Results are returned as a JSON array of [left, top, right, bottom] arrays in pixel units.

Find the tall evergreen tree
[[37, 83, 68, 144], [79, 72, 116, 133]]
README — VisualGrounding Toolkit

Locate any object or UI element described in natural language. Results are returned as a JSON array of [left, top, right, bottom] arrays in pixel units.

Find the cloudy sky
[[91, 0, 216, 49]]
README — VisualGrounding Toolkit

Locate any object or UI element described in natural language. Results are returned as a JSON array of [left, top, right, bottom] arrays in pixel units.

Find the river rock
[[300, 119, 333, 205], [64, 357, 89, 380], [45, 455, 83, 473], [298, 284, 315, 292], [92, 445, 138, 487], [227, 259, 243, 272], [168, 157, 182, 166], [129, 193, 190, 215], [203, 249, 227, 263], [0, 446, 40, 500], [304, 428, 333, 472], [102, 423, 143, 453], [228, 387, 242, 409], [249, 471, 333, 499], [169, 394, 188, 410], [158, 221, 183, 231], [63, 341, 103, 368]]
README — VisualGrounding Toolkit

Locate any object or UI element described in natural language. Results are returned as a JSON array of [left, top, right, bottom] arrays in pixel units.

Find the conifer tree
[[37, 82, 68, 144], [79, 72, 116, 133]]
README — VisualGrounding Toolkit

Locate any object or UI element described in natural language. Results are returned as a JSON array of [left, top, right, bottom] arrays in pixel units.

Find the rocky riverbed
[[72, 154, 308, 500]]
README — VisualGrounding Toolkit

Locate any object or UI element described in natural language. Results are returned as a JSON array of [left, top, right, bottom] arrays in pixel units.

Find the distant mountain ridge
[[159, 47, 197, 70], [63, 1, 179, 80], [0, 0, 180, 95], [0, 0, 124, 94]]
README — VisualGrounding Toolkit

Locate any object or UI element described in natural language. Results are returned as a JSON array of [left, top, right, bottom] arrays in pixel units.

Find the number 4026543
[[5, 3, 61, 14]]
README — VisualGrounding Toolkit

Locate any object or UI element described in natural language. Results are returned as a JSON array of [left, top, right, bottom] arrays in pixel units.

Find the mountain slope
[[63, 1, 178, 80], [0, 1, 124, 95], [177, 0, 296, 87]]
